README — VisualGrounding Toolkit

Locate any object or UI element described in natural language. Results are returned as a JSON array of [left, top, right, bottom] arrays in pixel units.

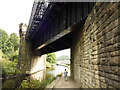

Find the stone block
[[71, 2, 120, 88]]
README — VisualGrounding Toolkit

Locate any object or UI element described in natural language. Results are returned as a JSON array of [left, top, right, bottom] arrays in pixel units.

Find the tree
[[0, 29, 19, 61], [0, 30, 21, 76], [57, 55, 70, 61], [9, 33, 19, 51], [0, 29, 9, 54], [7, 33, 19, 61], [46, 53, 56, 64]]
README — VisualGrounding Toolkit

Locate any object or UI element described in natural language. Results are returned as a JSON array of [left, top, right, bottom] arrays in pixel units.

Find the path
[[45, 76, 80, 90]]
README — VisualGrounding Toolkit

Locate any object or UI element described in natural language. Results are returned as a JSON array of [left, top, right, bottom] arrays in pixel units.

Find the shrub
[[18, 73, 56, 89], [57, 73, 62, 77], [1, 58, 21, 77]]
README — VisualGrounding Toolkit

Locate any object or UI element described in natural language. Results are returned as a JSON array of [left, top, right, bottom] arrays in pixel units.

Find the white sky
[[0, 0, 34, 35], [0, 0, 70, 57]]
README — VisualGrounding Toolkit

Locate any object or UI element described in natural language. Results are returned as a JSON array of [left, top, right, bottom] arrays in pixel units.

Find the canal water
[[47, 65, 70, 77], [2, 65, 70, 88]]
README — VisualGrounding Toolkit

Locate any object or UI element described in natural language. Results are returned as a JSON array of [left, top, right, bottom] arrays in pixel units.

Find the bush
[[18, 74, 56, 89], [1, 58, 21, 77], [57, 73, 62, 77], [20, 80, 30, 88], [46, 62, 51, 68], [18, 80, 43, 89]]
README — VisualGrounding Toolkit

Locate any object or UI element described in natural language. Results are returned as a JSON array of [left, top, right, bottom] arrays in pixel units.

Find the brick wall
[[71, 2, 120, 88]]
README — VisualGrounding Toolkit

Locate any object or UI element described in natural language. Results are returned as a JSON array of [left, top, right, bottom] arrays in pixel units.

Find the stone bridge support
[[18, 23, 46, 81], [71, 2, 120, 88]]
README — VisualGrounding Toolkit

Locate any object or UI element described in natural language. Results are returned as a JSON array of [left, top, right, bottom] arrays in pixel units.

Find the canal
[[47, 64, 70, 77], [2, 65, 70, 89]]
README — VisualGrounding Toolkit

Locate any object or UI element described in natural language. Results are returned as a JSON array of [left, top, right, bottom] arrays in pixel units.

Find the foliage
[[0, 50, 6, 59], [18, 80, 41, 88], [0, 29, 19, 61], [57, 55, 70, 61], [46, 73, 56, 83], [0, 29, 9, 53], [9, 33, 19, 51], [0, 29, 20, 77], [6, 33, 19, 61], [18, 74, 55, 89], [7, 50, 19, 62], [46, 61, 51, 68], [46, 53, 56, 64], [1, 58, 21, 77], [57, 73, 62, 77]]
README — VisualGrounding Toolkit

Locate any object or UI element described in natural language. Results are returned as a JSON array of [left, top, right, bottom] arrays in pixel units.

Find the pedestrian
[[64, 69, 68, 81]]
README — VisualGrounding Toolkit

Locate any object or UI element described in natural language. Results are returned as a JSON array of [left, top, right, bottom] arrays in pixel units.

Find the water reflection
[[47, 65, 70, 77]]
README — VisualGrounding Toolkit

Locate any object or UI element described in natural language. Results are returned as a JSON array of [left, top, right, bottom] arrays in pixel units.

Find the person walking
[[64, 69, 68, 81]]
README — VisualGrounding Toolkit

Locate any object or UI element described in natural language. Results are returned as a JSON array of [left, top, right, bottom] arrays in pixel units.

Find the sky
[[0, 0, 34, 35], [0, 0, 70, 57]]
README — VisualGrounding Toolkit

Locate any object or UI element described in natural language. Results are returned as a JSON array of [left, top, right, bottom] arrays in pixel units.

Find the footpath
[[45, 76, 80, 90]]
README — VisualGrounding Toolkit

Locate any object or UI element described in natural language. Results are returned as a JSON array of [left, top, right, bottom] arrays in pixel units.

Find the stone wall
[[30, 52, 46, 81], [18, 23, 31, 73], [18, 23, 46, 81], [71, 2, 120, 88]]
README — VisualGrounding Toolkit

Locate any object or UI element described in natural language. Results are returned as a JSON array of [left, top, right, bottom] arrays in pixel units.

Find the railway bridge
[[18, 1, 120, 88]]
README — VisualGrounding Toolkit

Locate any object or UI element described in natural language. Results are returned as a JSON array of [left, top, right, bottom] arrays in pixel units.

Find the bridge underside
[[26, 2, 95, 54], [40, 31, 72, 54], [39, 19, 85, 54]]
